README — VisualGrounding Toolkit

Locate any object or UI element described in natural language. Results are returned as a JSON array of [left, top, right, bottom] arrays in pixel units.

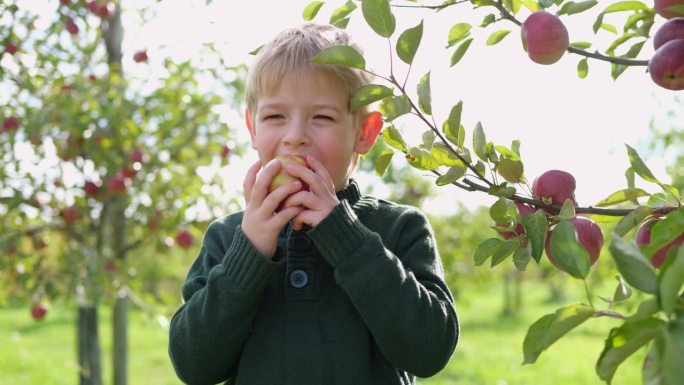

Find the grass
[[0, 280, 642, 385]]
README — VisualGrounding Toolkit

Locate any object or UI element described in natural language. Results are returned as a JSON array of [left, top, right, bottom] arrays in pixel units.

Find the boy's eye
[[314, 115, 334, 121], [264, 114, 284, 120]]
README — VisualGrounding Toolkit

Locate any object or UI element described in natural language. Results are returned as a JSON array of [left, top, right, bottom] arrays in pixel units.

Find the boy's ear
[[245, 109, 257, 149], [355, 111, 383, 154]]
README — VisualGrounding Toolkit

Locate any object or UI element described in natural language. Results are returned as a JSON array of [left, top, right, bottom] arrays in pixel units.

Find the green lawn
[[0, 280, 642, 385]]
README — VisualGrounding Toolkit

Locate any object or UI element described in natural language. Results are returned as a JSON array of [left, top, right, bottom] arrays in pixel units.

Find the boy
[[169, 23, 458, 385]]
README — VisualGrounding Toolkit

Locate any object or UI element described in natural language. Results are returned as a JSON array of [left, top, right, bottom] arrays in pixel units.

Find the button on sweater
[[169, 180, 459, 385]]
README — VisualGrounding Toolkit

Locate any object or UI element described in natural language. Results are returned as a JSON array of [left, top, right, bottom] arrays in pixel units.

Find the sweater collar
[[336, 179, 362, 205]]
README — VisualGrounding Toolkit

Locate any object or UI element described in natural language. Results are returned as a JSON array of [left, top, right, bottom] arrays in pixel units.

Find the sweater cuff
[[308, 200, 373, 267], [221, 226, 279, 291]]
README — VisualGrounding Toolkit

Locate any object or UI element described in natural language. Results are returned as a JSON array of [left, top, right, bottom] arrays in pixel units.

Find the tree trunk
[[78, 306, 103, 385], [113, 290, 128, 385]]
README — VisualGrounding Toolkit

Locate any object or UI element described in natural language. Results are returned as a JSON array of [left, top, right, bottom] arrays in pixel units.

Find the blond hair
[[245, 23, 373, 123]]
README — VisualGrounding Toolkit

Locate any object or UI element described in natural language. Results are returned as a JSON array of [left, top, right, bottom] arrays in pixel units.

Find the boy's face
[[247, 70, 374, 192]]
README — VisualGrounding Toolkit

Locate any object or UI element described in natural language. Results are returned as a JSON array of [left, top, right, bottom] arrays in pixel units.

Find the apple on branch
[[635, 217, 684, 267], [653, 17, 684, 49], [532, 170, 577, 214], [545, 216, 604, 267], [496, 201, 536, 239], [655, 0, 684, 19], [31, 302, 49, 321], [521, 11, 569, 65]]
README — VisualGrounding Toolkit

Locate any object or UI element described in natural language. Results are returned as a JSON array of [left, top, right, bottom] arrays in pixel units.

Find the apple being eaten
[[521, 11, 569, 65], [545, 216, 604, 267], [267, 154, 310, 194], [635, 217, 684, 267], [655, 0, 684, 19]]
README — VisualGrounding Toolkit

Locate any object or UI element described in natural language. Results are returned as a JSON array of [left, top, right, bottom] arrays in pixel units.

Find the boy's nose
[[282, 122, 309, 146]]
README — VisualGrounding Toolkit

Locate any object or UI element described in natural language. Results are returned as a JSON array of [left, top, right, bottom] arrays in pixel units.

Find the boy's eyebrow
[[259, 102, 345, 113]]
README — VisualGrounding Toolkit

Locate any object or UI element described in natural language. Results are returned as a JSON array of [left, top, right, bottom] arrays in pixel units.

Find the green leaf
[[480, 14, 497, 28], [664, 5, 684, 17], [486, 30, 511, 46], [397, 21, 423, 65], [375, 149, 394, 177], [626, 298, 659, 323], [491, 238, 520, 267], [597, 318, 665, 384], [312, 45, 366, 69], [663, 317, 684, 384], [330, 0, 357, 25], [489, 184, 517, 199], [406, 146, 439, 171], [436, 165, 466, 186], [612, 275, 633, 303], [523, 304, 595, 364], [614, 206, 652, 236], [610, 233, 657, 294], [596, 188, 650, 207], [350, 84, 393, 112], [490, 197, 512, 224], [625, 144, 658, 184], [559, 199, 576, 220], [474, 238, 502, 265], [361, 0, 396, 38], [417, 72, 432, 115], [332, 17, 351, 29], [577, 58, 589, 79], [550, 219, 591, 279], [603, 1, 649, 13], [601, 23, 618, 34], [497, 158, 524, 183], [430, 143, 466, 167], [523, 210, 549, 263], [450, 38, 474, 67], [447, 23, 472, 47], [379, 95, 411, 121], [444, 101, 463, 146], [303, 1, 324, 20], [521, 0, 540, 11], [513, 245, 532, 271], [422, 130, 436, 150], [473, 122, 487, 162], [381, 125, 407, 152], [503, 0, 522, 13], [658, 245, 684, 315], [570, 41, 593, 49], [559, 0, 598, 15]]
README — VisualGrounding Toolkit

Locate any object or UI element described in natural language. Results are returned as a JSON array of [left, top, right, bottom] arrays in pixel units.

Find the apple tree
[[302, 0, 684, 383], [0, 1, 244, 384]]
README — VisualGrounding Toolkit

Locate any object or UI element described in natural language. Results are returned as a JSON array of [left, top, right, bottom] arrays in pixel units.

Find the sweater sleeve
[[168, 218, 281, 385], [308, 200, 459, 378]]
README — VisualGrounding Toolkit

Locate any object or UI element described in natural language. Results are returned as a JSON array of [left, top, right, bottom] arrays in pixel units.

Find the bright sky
[[53, 1, 684, 215]]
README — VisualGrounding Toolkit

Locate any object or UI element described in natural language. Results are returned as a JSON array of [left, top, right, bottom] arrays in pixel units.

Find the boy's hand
[[282, 156, 340, 231], [241, 160, 304, 259]]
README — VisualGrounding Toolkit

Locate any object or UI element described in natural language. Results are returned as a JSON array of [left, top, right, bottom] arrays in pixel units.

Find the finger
[[251, 158, 282, 204], [262, 180, 303, 213], [243, 160, 263, 204], [273, 205, 304, 228], [304, 155, 335, 192]]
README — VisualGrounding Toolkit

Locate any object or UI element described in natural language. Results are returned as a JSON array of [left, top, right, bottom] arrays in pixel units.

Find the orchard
[[1, 1, 683, 385]]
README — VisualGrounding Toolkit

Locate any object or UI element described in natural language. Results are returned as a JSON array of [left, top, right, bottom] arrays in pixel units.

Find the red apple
[[532, 170, 577, 213], [521, 11, 569, 65], [2, 116, 19, 132], [654, 18, 684, 49], [86, 1, 99, 13], [649, 39, 684, 90], [107, 172, 129, 194], [4, 42, 18, 55], [655, 0, 684, 19], [221, 145, 231, 160], [497, 201, 536, 239], [31, 303, 49, 321], [175, 230, 195, 249], [133, 50, 148, 63], [84, 180, 101, 197], [129, 149, 144, 164], [65, 19, 79, 35], [95, 3, 113, 19], [635, 217, 684, 267], [105, 260, 117, 272], [62, 206, 79, 224], [545, 216, 604, 267], [60, 0, 71, 6]]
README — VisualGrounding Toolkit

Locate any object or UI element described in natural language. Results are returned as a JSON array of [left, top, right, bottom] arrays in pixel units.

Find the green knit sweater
[[169, 180, 459, 385]]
